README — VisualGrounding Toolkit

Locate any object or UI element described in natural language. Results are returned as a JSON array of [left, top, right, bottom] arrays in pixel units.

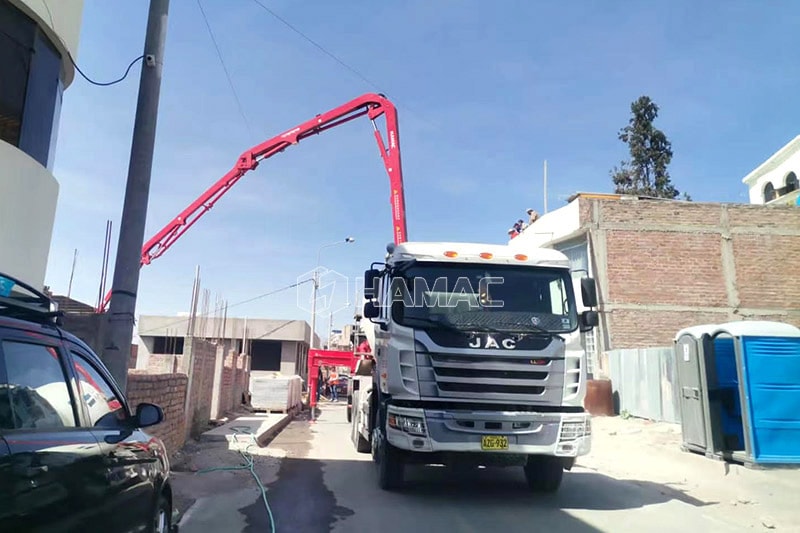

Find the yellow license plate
[[481, 435, 509, 450]]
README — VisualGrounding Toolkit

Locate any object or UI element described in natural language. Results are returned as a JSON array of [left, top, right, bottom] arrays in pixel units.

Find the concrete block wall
[[581, 198, 800, 349], [126, 371, 188, 455]]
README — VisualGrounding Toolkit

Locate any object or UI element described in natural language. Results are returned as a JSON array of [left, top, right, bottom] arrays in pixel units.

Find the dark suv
[[0, 272, 176, 532]]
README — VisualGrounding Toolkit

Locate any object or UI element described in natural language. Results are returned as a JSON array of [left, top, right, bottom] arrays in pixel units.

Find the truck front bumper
[[385, 405, 591, 457]]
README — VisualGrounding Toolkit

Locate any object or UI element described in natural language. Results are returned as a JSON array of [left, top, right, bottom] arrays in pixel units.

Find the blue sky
[[46, 0, 800, 338]]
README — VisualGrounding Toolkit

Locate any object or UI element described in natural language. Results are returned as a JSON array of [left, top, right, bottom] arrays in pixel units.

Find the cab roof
[[387, 241, 569, 268]]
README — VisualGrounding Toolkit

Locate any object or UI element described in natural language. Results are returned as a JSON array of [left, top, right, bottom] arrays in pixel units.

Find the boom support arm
[[97, 93, 407, 312]]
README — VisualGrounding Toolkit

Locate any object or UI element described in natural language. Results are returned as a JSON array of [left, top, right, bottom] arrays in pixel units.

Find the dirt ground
[[169, 407, 800, 532]]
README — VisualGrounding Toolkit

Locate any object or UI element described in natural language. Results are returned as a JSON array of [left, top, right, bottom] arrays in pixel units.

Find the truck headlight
[[388, 413, 427, 436], [560, 419, 590, 441]]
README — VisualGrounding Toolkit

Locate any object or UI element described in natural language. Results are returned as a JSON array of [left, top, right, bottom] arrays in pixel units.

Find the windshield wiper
[[404, 315, 465, 335], [467, 322, 563, 341]]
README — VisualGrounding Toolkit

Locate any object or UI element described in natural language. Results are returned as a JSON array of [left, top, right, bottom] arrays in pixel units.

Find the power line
[[248, 0, 439, 133], [250, 0, 383, 93], [196, 0, 257, 138], [137, 277, 314, 335]]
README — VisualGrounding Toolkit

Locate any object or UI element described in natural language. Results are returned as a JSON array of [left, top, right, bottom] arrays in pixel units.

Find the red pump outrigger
[[97, 93, 408, 312]]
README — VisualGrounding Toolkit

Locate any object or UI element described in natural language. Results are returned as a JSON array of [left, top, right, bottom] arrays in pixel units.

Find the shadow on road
[[400, 465, 717, 510], [262, 456, 718, 532]]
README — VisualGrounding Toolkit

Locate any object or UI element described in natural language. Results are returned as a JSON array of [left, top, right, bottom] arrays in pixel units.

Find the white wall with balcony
[[0, 0, 84, 289], [742, 134, 800, 207]]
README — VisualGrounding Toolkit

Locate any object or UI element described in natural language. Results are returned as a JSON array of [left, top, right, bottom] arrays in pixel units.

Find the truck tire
[[523, 455, 564, 493], [346, 395, 352, 423], [376, 432, 404, 491], [372, 400, 404, 490]]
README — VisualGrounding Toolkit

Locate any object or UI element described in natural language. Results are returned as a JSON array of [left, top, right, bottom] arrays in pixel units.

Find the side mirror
[[135, 402, 164, 428], [363, 300, 379, 319], [364, 269, 380, 299], [581, 277, 598, 308], [579, 310, 599, 332]]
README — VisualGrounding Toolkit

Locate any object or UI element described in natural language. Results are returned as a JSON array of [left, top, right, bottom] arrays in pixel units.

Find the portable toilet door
[[711, 321, 800, 466], [674, 324, 719, 456]]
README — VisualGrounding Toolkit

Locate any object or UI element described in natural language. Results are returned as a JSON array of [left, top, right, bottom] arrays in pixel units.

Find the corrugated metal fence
[[607, 346, 681, 424]]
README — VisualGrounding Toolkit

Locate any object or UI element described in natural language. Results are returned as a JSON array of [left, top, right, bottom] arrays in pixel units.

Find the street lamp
[[310, 237, 355, 349]]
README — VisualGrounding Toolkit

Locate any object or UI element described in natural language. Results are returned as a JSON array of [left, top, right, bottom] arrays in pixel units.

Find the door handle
[[22, 465, 48, 477]]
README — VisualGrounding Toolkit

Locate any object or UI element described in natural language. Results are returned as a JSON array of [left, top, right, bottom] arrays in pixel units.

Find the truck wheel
[[523, 456, 564, 493], [376, 431, 404, 491], [346, 395, 352, 422]]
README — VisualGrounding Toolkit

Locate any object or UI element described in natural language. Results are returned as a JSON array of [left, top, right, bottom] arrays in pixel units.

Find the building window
[[0, 0, 64, 169], [555, 239, 589, 273], [763, 182, 776, 203], [786, 172, 798, 193]]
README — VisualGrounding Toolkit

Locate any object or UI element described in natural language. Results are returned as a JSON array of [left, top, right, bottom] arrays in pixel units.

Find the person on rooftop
[[526, 208, 539, 225]]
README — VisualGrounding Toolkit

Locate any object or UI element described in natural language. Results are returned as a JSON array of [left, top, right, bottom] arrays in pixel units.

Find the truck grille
[[419, 351, 565, 404]]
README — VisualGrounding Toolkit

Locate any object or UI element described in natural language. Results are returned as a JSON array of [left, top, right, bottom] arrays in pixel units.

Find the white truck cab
[[350, 241, 599, 491]]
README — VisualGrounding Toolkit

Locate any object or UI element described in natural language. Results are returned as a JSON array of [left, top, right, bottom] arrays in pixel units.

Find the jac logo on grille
[[468, 335, 516, 349]]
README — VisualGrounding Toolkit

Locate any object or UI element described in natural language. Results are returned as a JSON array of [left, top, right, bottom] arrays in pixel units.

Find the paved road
[[176, 403, 769, 532]]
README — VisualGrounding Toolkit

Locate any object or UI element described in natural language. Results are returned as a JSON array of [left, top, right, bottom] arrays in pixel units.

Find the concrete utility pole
[[102, 0, 170, 392]]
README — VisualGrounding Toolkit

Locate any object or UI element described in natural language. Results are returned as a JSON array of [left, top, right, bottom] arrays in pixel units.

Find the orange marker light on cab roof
[[443, 251, 458, 258], [514, 254, 528, 261], [479, 252, 493, 259]]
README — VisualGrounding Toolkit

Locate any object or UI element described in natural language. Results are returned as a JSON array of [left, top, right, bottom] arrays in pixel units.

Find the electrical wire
[[248, 0, 439, 132], [69, 53, 145, 87], [196, 0, 257, 138], [250, 0, 382, 94], [42, 0, 143, 87], [196, 427, 276, 533], [136, 278, 313, 335]]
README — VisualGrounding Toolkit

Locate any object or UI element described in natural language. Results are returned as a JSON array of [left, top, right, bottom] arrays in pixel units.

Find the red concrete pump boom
[[97, 93, 407, 312]]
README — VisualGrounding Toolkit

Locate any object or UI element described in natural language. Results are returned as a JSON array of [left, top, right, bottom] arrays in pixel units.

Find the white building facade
[[741, 135, 800, 206], [0, 0, 84, 289]]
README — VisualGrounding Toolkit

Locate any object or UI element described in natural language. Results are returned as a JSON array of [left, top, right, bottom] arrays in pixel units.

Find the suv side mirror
[[363, 300, 379, 319], [135, 402, 164, 428], [364, 269, 380, 299], [579, 310, 599, 332], [581, 277, 598, 308]]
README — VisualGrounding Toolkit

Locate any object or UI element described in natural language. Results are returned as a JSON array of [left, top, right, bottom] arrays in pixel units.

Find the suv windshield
[[389, 262, 578, 334]]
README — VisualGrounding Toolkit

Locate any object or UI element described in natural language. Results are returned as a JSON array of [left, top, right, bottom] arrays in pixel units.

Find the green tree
[[610, 96, 690, 200]]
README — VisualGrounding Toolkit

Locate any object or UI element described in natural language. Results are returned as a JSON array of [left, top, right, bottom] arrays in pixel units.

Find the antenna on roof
[[543, 160, 549, 214]]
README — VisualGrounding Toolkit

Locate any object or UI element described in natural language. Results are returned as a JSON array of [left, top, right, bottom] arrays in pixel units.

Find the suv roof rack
[[0, 272, 62, 326]]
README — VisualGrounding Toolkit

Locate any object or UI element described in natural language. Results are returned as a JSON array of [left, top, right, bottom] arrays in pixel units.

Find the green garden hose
[[196, 427, 276, 533]]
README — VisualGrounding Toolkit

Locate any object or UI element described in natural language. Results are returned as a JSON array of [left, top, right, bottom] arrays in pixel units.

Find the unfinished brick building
[[511, 193, 800, 356]]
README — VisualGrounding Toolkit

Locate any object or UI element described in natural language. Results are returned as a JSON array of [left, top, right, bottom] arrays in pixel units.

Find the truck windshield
[[389, 262, 578, 334]]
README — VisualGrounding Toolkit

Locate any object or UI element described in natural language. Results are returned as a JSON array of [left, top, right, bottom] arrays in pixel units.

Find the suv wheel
[[152, 493, 171, 533]]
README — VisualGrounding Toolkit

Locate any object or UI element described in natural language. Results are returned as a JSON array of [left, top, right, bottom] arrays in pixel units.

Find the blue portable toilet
[[675, 320, 800, 465], [709, 321, 800, 466]]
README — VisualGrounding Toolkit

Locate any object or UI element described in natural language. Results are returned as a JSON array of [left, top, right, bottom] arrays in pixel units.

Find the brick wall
[[129, 344, 138, 369], [581, 198, 800, 349], [183, 337, 216, 438], [126, 371, 188, 455], [147, 354, 182, 374]]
